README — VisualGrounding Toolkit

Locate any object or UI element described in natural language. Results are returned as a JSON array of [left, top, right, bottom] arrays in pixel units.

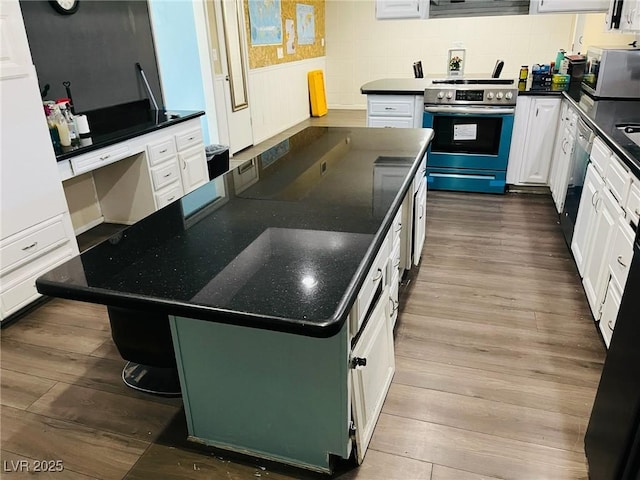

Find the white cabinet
[[0, 0, 32, 79], [621, 0, 640, 31], [0, 0, 78, 322], [582, 186, 622, 314], [507, 96, 561, 185], [350, 286, 395, 463], [599, 278, 623, 347], [366, 95, 424, 129], [375, 0, 428, 18], [178, 145, 208, 194], [549, 102, 578, 213], [413, 176, 427, 265], [572, 163, 604, 276], [532, 0, 608, 13]]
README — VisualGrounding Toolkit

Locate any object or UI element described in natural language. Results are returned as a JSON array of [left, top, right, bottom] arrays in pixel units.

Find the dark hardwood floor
[[0, 188, 604, 479]]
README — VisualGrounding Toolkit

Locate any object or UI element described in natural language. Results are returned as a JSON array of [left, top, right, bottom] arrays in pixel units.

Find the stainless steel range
[[422, 79, 518, 194]]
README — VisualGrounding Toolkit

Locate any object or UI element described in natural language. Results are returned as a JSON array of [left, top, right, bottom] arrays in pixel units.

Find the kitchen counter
[[56, 99, 204, 161], [566, 92, 640, 178], [37, 126, 433, 337], [360, 78, 434, 95]]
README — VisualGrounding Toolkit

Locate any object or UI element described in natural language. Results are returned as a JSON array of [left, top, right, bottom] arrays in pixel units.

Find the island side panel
[[169, 316, 351, 472]]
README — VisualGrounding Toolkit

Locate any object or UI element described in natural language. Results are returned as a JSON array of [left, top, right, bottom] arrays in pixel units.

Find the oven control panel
[[424, 86, 517, 106]]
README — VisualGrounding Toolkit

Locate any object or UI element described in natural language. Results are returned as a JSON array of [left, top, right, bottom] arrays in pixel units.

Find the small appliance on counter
[[566, 54, 587, 99], [583, 47, 640, 99]]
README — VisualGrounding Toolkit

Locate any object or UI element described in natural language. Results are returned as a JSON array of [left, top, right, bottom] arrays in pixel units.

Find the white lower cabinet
[[582, 186, 622, 314], [350, 285, 395, 464], [178, 144, 208, 194], [507, 96, 561, 185], [572, 163, 604, 276], [366, 94, 424, 129], [599, 278, 622, 348]]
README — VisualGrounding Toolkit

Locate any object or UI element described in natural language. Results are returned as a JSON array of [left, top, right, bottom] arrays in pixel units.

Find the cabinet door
[[548, 103, 568, 196], [350, 288, 395, 464], [582, 187, 622, 316], [599, 278, 622, 348], [413, 179, 426, 266], [551, 129, 575, 213], [518, 98, 561, 185], [375, 0, 426, 18], [572, 163, 604, 276], [620, 0, 640, 31], [0, 0, 32, 79], [179, 145, 208, 194], [506, 97, 532, 185]]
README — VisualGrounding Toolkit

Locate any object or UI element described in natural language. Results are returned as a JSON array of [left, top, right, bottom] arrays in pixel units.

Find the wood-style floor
[[1, 111, 605, 479]]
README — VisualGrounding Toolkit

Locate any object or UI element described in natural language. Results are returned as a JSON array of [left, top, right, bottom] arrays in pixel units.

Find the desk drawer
[[148, 139, 177, 166], [151, 161, 181, 191], [1, 216, 68, 276], [175, 128, 204, 151], [71, 144, 130, 175], [154, 183, 184, 209]]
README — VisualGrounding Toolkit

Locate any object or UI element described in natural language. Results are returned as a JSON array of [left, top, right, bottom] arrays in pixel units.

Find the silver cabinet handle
[[372, 268, 383, 282], [188, 136, 195, 141], [635, 207, 640, 216], [182, 159, 187, 170], [100, 154, 111, 161], [617, 255, 627, 268], [394, 223, 402, 232], [166, 196, 175, 202], [591, 190, 599, 207], [389, 297, 399, 314], [608, 320, 614, 331], [393, 258, 401, 268], [21, 241, 37, 251], [384, 107, 395, 110], [163, 172, 172, 178], [159, 148, 168, 154]]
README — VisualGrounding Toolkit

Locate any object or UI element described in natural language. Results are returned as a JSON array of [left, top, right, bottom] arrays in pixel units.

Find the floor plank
[[27, 383, 179, 442], [1, 405, 149, 480], [0, 369, 56, 410]]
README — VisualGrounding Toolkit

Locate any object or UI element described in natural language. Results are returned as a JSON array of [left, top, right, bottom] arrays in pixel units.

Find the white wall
[[325, 1, 582, 109]]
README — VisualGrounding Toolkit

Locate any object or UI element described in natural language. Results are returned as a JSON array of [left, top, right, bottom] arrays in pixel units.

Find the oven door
[[422, 105, 515, 194]]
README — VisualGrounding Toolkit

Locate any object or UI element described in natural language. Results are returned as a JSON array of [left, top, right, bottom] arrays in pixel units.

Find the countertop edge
[[55, 110, 206, 162]]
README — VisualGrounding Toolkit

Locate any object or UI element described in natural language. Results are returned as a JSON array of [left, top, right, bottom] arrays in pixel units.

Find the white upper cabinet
[[0, 0, 32, 79], [531, 0, 609, 13], [376, 0, 428, 19], [620, 0, 640, 31]]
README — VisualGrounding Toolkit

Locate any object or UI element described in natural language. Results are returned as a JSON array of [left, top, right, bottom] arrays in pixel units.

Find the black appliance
[[585, 225, 640, 479]]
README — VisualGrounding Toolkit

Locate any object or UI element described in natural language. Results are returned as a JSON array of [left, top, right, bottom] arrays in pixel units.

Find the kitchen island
[[36, 126, 433, 473]]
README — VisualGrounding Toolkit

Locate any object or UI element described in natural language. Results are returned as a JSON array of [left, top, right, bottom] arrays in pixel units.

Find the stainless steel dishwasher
[[561, 117, 594, 245]]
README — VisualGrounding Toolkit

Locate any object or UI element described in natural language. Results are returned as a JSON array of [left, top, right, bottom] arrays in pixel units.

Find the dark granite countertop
[[37, 127, 433, 337], [564, 91, 640, 178], [56, 99, 205, 162], [361, 78, 436, 95]]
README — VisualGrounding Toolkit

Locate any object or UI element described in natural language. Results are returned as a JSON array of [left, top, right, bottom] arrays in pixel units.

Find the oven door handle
[[424, 106, 515, 115]]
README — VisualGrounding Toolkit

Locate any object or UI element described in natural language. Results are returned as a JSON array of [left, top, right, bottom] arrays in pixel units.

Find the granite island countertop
[[37, 126, 433, 337]]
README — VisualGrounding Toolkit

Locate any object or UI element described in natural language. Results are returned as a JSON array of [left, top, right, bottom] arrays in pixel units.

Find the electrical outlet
[[277, 47, 284, 59]]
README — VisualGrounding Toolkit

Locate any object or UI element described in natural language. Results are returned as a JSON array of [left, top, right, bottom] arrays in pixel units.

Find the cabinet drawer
[[175, 128, 204, 151], [368, 96, 414, 117], [391, 208, 402, 245], [151, 161, 181, 191], [609, 217, 634, 291], [368, 117, 414, 128], [605, 154, 630, 205], [1, 216, 68, 276], [590, 137, 611, 177], [1, 246, 73, 317], [154, 183, 184, 209], [71, 144, 130, 175], [599, 279, 622, 349], [354, 235, 391, 334], [626, 181, 640, 226], [148, 139, 177, 166]]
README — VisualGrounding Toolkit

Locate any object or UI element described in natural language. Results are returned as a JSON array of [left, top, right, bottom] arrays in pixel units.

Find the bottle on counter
[[518, 65, 528, 91], [50, 103, 71, 148], [43, 102, 62, 155], [56, 99, 79, 147]]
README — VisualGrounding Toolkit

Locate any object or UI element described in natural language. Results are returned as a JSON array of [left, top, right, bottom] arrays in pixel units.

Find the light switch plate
[[277, 47, 284, 59]]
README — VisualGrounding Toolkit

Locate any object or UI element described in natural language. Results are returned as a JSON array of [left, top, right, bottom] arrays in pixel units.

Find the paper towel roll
[[76, 115, 90, 135]]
